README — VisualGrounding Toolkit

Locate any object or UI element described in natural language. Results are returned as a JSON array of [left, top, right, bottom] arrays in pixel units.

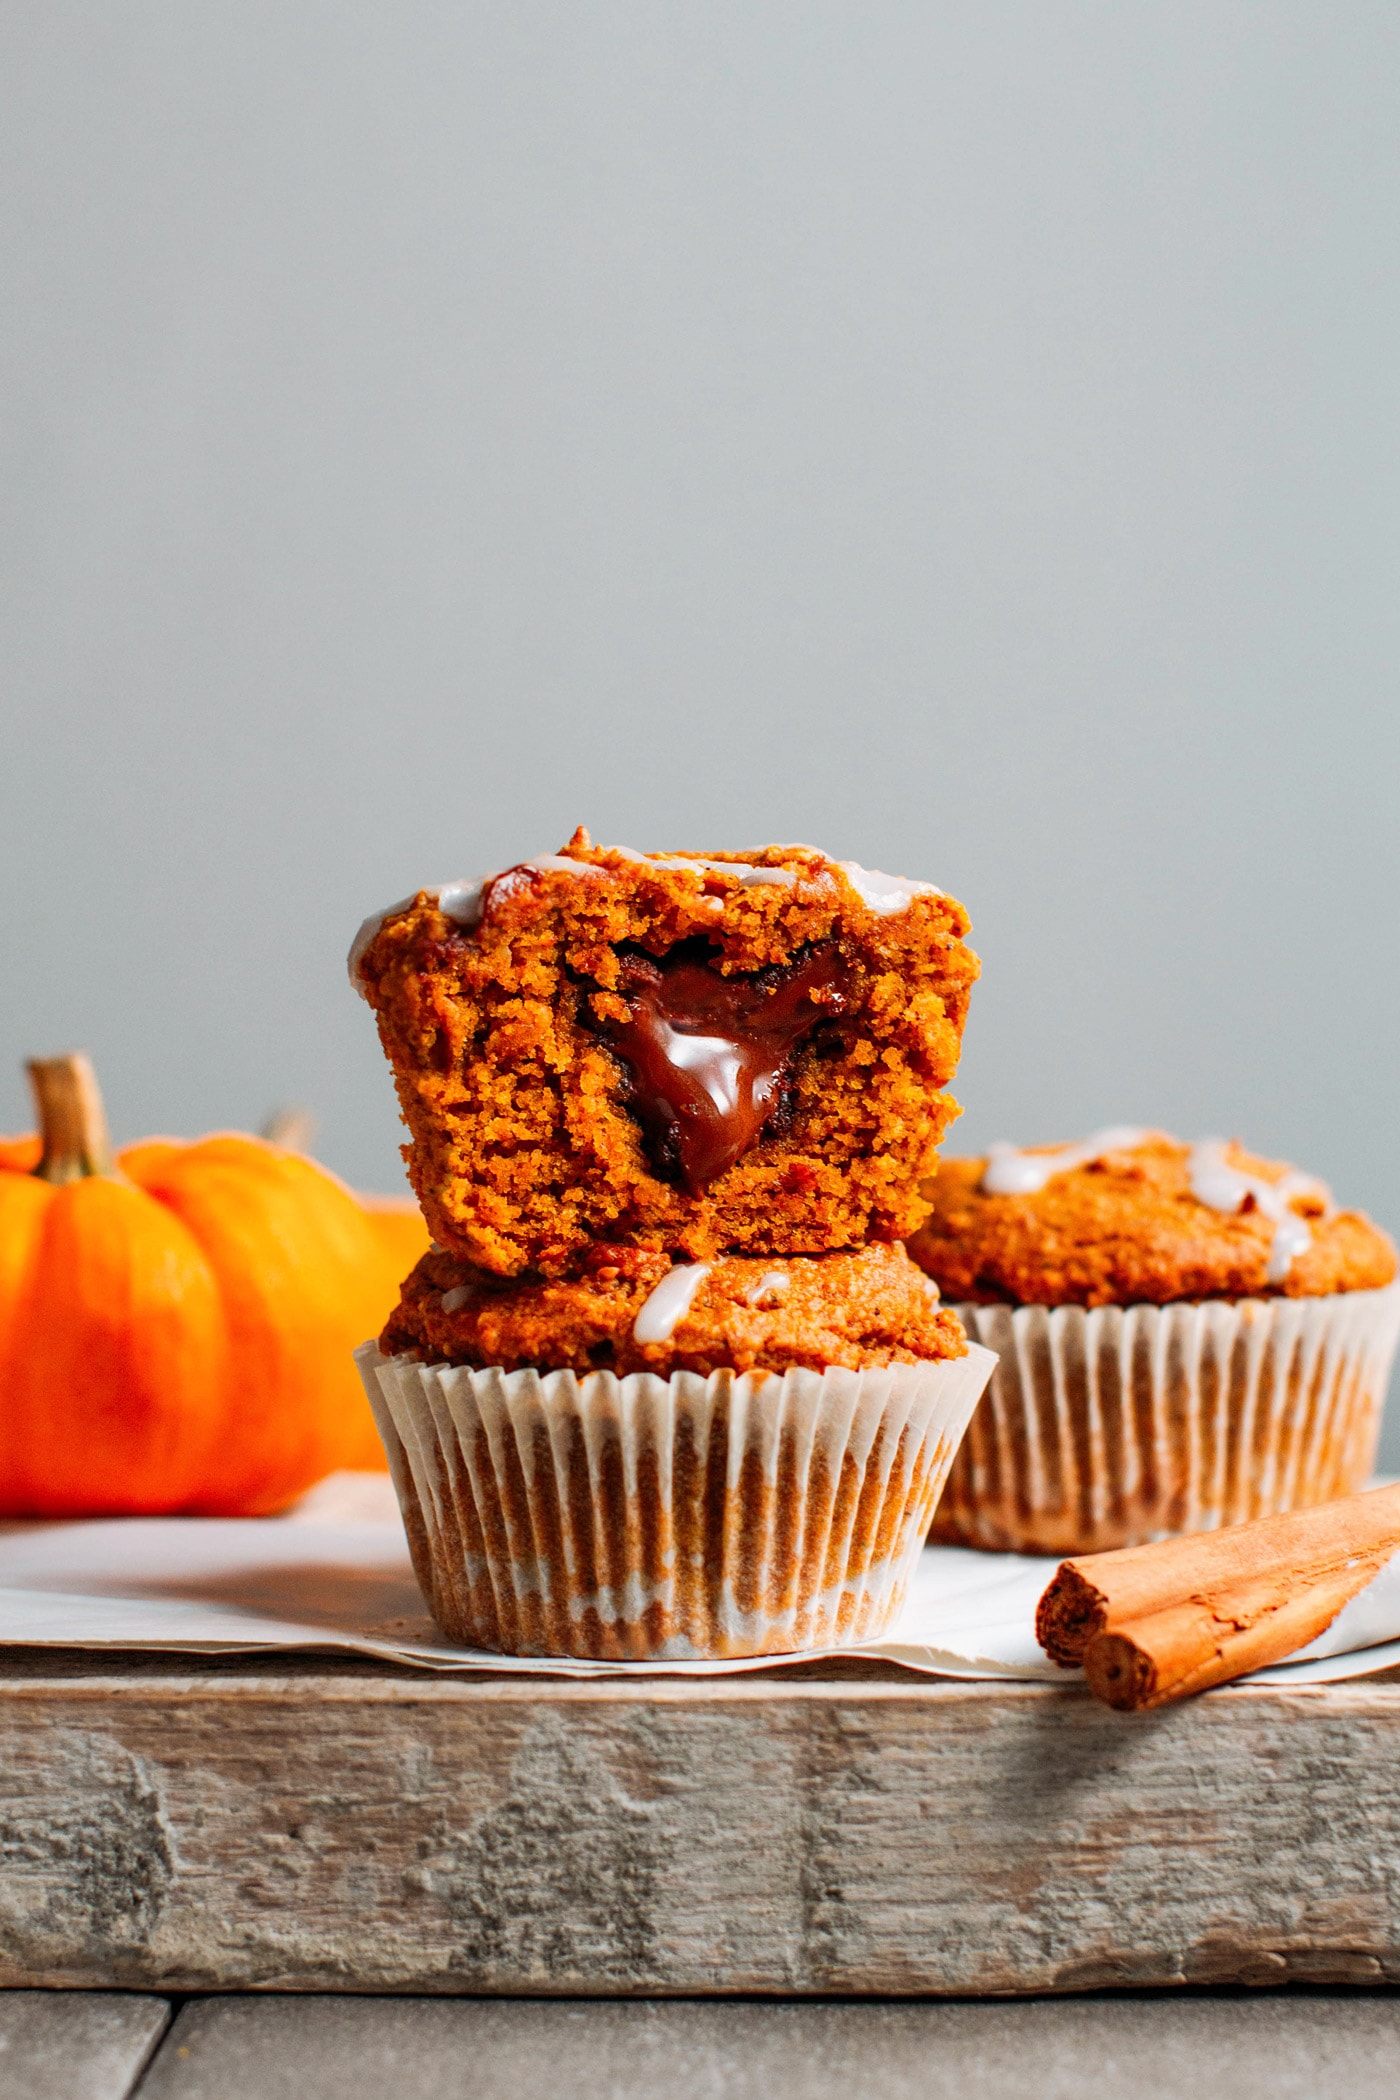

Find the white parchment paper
[[0, 1473, 1397, 1687]]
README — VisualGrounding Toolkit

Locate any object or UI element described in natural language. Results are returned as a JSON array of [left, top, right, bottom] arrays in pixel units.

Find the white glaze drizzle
[[347, 894, 419, 994], [351, 844, 941, 1003], [834, 860, 943, 914], [625, 849, 943, 906], [982, 1127, 1330, 1285], [632, 1262, 712, 1344], [1188, 1139, 1330, 1285], [441, 1283, 475, 1314], [744, 1270, 790, 1308], [671, 856, 794, 887], [347, 855, 597, 995], [619, 849, 798, 888], [981, 1126, 1149, 1196], [513, 852, 599, 880], [435, 877, 490, 926]]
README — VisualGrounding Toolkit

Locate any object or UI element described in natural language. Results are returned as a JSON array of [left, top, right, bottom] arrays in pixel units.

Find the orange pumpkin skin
[[0, 1129, 405, 1516], [0, 1173, 228, 1515], [361, 1195, 432, 1278]]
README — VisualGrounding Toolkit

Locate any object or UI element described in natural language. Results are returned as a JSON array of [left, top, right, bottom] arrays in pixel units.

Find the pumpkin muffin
[[357, 1243, 992, 1662], [353, 831, 993, 1660], [912, 1131, 1397, 1307], [351, 829, 977, 1277], [381, 1239, 967, 1378], [909, 1129, 1400, 1554]]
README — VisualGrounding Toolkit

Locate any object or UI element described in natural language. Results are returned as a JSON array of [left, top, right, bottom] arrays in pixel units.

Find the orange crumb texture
[[382, 1241, 967, 1379], [355, 832, 978, 1277], [909, 1134, 1397, 1307]]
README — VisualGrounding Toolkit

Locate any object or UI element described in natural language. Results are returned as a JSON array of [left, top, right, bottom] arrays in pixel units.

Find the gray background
[[3, 4, 1398, 1430]]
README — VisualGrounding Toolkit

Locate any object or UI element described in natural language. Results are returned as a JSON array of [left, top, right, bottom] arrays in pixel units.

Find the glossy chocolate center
[[602, 944, 848, 1192]]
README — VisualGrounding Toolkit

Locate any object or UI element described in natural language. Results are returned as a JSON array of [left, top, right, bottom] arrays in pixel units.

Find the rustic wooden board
[[3, 1651, 1400, 1997]]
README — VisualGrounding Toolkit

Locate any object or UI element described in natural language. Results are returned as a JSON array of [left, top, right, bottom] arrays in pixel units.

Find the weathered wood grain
[[2, 1653, 1400, 1996]]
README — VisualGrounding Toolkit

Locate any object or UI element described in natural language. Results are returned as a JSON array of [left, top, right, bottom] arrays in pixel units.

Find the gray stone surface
[[0, 1990, 168, 2099], [137, 1993, 1400, 2100]]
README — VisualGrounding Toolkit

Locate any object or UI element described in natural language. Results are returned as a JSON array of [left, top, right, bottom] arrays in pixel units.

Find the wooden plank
[[0, 1990, 169, 2100], [133, 1994, 1400, 2100], [2, 1652, 1400, 1996]]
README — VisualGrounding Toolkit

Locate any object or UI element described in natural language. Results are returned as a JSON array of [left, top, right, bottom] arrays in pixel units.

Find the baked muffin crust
[[381, 1240, 967, 1378], [909, 1132, 1397, 1307], [354, 830, 977, 1277]]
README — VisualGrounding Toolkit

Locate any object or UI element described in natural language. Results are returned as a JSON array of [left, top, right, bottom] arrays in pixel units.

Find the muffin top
[[351, 829, 976, 1277], [907, 1128, 1397, 1308], [381, 1240, 967, 1378]]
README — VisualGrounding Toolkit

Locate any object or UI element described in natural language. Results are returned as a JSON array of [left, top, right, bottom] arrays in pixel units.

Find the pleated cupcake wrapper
[[931, 1284, 1400, 1556], [356, 1343, 996, 1659]]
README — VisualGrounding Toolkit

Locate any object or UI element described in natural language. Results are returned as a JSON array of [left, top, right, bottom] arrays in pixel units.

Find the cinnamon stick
[[1035, 1482, 1400, 1711]]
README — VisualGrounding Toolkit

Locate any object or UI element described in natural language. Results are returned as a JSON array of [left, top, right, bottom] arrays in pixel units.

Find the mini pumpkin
[[258, 1103, 431, 1279], [359, 1195, 433, 1277], [0, 1054, 411, 1516]]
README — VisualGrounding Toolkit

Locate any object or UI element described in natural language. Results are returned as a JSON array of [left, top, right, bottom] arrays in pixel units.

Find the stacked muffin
[[910, 1129, 1400, 1553], [352, 831, 995, 1658]]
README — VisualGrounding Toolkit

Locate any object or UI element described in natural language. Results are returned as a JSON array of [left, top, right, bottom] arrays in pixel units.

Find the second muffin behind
[[909, 1128, 1400, 1553]]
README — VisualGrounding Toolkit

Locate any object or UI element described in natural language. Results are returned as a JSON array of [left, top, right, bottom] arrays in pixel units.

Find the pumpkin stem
[[28, 1053, 116, 1183], [260, 1104, 318, 1152]]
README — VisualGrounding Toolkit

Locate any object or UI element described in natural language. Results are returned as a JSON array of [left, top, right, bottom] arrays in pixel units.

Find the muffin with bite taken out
[[349, 829, 978, 1277], [353, 834, 995, 1659]]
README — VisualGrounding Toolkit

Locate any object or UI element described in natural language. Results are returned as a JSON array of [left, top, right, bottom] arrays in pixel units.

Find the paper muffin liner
[[355, 1342, 996, 1659], [930, 1284, 1400, 1555]]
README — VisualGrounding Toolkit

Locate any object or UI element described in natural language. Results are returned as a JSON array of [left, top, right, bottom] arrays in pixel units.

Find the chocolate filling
[[600, 942, 849, 1192]]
